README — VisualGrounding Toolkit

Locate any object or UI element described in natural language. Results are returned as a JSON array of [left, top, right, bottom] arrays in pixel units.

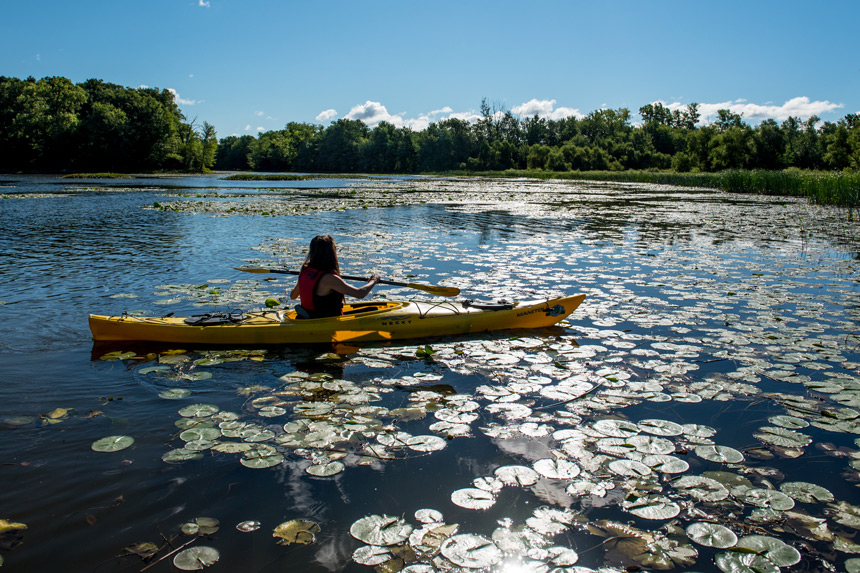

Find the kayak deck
[[88, 294, 585, 344]]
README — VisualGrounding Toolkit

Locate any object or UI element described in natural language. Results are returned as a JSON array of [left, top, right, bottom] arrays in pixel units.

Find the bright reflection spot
[[497, 557, 538, 573]]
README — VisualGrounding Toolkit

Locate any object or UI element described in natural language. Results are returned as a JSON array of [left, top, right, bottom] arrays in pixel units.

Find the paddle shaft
[[235, 267, 460, 297], [258, 268, 408, 287]]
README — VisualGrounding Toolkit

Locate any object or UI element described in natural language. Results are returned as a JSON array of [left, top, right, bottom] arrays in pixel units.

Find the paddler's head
[[307, 235, 340, 273]]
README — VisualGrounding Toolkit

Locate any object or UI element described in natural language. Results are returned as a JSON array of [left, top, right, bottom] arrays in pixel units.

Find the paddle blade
[[235, 267, 273, 273], [407, 283, 460, 297]]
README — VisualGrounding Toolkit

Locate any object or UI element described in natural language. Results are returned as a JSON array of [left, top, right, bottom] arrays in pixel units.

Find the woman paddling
[[289, 235, 380, 318]]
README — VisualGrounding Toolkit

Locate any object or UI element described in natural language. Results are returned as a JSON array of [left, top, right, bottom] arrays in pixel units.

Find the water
[[1, 174, 859, 572]]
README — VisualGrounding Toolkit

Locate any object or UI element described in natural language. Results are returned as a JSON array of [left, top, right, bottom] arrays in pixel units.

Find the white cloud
[[662, 96, 843, 125], [255, 111, 264, 117], [198, 0, 210, 7], [340, 101, 487, 131], [256, 126, 264, 132], [316, 109, 338, 123], [344, 101, 401, 128], [167, 88, 196, 106], [512, 98, 583, 120], [314, 99, 589, 131], [35, 53, 41, 62], [244, 124, 251, 131]]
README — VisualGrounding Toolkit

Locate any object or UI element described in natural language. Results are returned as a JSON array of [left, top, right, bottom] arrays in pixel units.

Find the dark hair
[[306, 235, 340, 273]]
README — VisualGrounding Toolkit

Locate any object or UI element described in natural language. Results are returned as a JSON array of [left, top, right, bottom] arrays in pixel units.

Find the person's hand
[[370, 274, 381, 284]]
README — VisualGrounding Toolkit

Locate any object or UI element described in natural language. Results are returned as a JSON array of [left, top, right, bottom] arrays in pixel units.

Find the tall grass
[[715, 170, 860, 207], [443, 169, 860, 207]]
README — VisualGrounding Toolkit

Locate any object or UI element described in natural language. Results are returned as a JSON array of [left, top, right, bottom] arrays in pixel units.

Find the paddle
[[235, 267, 460, 297]]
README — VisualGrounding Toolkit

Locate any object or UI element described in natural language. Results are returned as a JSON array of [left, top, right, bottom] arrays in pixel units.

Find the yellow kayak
[[88, 294, 585, 344]]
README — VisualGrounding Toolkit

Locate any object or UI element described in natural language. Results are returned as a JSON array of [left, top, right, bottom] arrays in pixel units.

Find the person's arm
[[320, 273, 380, 299], [289, 281, 300, 300]]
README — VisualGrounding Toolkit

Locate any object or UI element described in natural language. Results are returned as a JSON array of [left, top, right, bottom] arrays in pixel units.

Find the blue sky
[[3, 0, 858, 137]]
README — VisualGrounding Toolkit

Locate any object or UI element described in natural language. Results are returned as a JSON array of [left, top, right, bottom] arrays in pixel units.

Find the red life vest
[[297, 266, 343, 317]]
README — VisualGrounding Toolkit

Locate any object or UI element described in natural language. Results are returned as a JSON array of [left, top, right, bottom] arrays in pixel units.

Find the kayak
[[88, 294, 585, 345]]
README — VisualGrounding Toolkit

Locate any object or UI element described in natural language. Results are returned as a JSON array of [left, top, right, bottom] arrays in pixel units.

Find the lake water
[[1, 174, 859, 572]]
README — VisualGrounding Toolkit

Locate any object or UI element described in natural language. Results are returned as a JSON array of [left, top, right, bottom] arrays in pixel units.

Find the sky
[[3, 0, 859, 137]]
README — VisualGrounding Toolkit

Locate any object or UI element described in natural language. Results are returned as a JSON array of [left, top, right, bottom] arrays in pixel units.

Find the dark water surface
[[1, 174, 859, 572]]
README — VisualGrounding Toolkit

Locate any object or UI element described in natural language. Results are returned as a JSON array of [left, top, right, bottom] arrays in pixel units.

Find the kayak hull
[[88, 295, 585, 345]]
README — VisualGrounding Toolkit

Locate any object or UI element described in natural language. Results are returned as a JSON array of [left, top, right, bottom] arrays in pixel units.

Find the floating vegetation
[[173, 546, 219, 570], [91, 435, 134, 452], [222, 173, 331, 181], [273, 519, 320, 545], [61, 173, 133, 179], [181, 517, 220, 536]]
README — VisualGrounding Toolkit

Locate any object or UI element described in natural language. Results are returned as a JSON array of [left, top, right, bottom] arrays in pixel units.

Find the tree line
[[218, 99, 860, 174], [2, 77, 858, 175], [0, 76, 216, 172]]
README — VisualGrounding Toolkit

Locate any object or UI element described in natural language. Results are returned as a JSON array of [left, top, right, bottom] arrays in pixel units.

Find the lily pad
[[182, 517, 220, 535], [735, 534, 802, 567], [440, 534, 502, 569], [273, 519, 320, 545], [638, 418, 684, 436], [714, 551, 779, 573], [236, 520, 260, 532], [159, 388, 192, 399], [0, 519, 27, 533], [685, 522, 738, 548], [695, 444, 744, 464], [162, 448, 204, 463], [180, 427, 221, 442], [533, 458, 581, 479], [754, 426, 812, 448], [350, 514, 412, 546], [406, 435, 447, 452], [623, 495, 681, 520], [124, 541, 159, 559], [593, 418, 640, 437], [91, 435, 134, 452], [768, 415, 809, 429], [494, 465, 539, 486], [674, 475, 730, 501], [642, 454, 689, 474], [178, 403, 219, 418], [451, 488, 496, 510], [258, 405, 287, 417], [779, 481, 834, 503], [743, 488, 795, 511], [240, 450, 284, 469], [627, 434, 675, 454], [352, 544, 392, 566], [414, 508, 443, 523], [306, 461, 345, 476], [608, 459, 652, 477], [173, 546, 219, 570]]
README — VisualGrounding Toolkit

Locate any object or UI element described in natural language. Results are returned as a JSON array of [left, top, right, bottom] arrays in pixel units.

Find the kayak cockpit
[[283, 301, 409, 321]]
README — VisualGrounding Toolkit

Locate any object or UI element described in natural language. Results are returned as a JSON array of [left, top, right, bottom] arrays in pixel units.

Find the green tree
[[315, 119, 368, 172], [215, 135, 254, 170], [527, 144, 550, 170], [751, 119, 785, 169], [822, 121, 852, 169], [709, 126, 754, 170], [714, 109, 744, 132], [546, 148, 568, 171]]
